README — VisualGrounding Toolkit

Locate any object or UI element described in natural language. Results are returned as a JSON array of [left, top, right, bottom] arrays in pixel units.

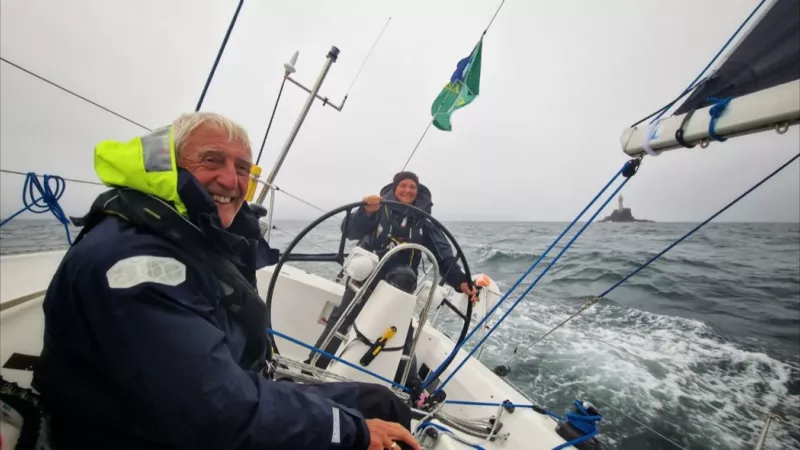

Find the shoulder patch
[[106, 255, 187, 289]]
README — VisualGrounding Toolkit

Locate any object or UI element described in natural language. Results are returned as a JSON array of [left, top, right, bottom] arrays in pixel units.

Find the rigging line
[[266, 328, 411, 392], [0, 58, 151, 132], [2, 170, 328, 222], [504, 290, 791, 413], [401, 0, 506, 171], [650, 0, 768, 123], [599, 152, 800, 298], [256, 77, 288, 165], [507, 297, 601, 362], [590, 397, 687, 450], [0, 169, 104, 187], [629, 76, 711, 128], [432, 173, 634, 394], [401, 79, 456, 170], [482, 0, 507, 36], [344, 16, 392, 97], [421, 161, 633, 390], [0, 169, 329, 222], [195, 0, 244, 111], [271, 226, 334, 253], [401, 120, 434, 170], [274, 186, 327, 213]]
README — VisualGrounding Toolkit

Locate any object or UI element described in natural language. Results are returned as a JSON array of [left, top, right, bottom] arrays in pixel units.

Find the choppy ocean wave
[[469, 302, 799, 449], [2, 219, 798, 449]]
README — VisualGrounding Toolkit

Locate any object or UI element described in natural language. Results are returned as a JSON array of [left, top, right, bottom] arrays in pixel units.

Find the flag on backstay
[[430, 40, 483, 131]]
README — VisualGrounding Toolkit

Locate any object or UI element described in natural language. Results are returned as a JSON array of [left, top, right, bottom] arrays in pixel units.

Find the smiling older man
[[32, 112, 420, 450]]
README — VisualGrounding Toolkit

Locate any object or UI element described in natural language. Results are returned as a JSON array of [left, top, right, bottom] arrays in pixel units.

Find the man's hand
[[459, 282, 479, 303], [363, 195, 382, 215], [366, 419, 422, 450]]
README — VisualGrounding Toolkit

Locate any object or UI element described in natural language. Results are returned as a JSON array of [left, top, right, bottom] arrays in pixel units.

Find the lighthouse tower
[[617, 195, 624, 212]]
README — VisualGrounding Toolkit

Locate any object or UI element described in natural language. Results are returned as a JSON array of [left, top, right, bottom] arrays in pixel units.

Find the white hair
[[172, 111, 252, 159]]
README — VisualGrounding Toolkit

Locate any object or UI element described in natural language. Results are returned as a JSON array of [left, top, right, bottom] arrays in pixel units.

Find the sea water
[[2, 219, 798, 450]]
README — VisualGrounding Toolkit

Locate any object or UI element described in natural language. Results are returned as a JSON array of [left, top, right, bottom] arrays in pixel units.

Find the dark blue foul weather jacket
[[343, 182, 468, 290], [33, 129, 372, 450]]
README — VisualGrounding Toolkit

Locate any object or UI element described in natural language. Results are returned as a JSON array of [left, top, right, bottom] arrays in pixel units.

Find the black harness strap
[[352, 323, 404, 352]]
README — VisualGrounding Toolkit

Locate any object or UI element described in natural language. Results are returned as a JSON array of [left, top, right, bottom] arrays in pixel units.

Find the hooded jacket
[[32, 126, 371, 450], [341, 182, 467, 289]]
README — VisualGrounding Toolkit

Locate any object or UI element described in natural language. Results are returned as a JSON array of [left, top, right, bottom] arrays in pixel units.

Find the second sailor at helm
[[309, 171, 476, 375]]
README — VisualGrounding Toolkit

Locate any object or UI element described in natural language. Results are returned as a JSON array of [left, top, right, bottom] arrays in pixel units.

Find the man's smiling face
[[177, 122, 252, 228]]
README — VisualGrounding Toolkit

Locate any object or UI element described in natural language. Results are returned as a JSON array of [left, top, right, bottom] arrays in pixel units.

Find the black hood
[[175, 168, 278, 270], [379, 182, 433, 213]]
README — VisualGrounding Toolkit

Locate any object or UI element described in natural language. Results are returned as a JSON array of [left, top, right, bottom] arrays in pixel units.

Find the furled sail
[[620, 0, 800, 156], [674, 0, 799, 114]]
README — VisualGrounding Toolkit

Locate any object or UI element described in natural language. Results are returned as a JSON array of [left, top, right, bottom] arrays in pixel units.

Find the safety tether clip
[[359, 326, 398, 366]]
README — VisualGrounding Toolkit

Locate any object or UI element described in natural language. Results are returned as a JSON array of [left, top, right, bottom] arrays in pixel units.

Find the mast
[[256, 46, 340, 204], [247, 18, 390, 206]]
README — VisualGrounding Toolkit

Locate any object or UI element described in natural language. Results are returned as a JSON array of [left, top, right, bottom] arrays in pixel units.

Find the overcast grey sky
[[1, 0, 798, 222]]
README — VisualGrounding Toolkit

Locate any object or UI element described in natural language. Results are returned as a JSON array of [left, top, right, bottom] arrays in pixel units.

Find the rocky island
[[600, 195, 653, 223]]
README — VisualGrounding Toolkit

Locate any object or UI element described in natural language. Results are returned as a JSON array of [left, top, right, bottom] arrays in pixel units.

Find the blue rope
[[415, 422, 487, 450], [421, 162, 632, 390], [553, 429, 598, 450], [0, 172, 72, 245], [707, 96, 732, 141], [432, 174, 633, 395], [565, 400, 602, 434], [265, 328, 411, 393], [552, 400, 602, 450], [650, 0, 767, 123], [195, 0, 244, 111], [600, 152, 800, 298]]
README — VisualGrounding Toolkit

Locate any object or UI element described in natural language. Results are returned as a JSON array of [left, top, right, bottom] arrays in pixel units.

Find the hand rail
[[0, 289, 47, 312], [309, 242, 440, 386]]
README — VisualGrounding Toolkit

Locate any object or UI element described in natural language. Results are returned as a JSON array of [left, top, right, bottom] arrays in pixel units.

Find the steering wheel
[[264, 199, 475, 383]]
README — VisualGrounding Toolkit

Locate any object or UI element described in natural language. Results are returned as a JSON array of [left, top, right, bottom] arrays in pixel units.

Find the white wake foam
[[448, 296, 799, 449]]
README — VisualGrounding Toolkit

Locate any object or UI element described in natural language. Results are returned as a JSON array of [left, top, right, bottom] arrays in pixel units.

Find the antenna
[[282, 16, 391, 112], [253, 18, 392, 203], [284, 51, 299, 75]]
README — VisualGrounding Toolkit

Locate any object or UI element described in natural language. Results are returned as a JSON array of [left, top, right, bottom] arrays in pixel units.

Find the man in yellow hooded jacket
[[32, 112, 420, 450]]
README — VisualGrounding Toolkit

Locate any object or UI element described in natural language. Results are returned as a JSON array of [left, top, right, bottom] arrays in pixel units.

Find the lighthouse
[[617, 195, 624, 212]]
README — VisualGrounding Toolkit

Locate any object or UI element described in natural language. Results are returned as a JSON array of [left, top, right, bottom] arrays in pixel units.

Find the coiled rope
[[0, 172, 73, 245], [707, 96, 733, 142], [0, 168, 336, 258]]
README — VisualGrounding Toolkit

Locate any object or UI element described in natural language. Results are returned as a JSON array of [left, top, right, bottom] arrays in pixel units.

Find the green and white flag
[[430, 40, 483, 131]]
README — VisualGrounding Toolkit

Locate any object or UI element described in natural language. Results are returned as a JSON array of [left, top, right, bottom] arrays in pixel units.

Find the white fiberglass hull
[[0, 250, 576, 449]]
